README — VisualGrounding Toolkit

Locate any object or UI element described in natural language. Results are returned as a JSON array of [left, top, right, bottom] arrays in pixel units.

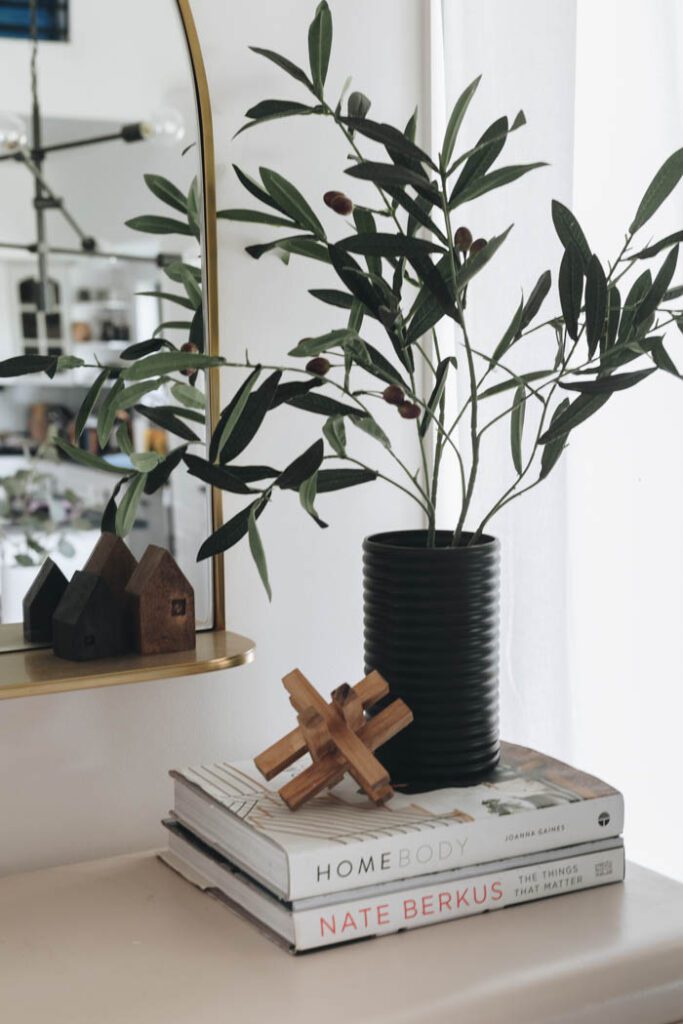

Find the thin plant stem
[[438, 170, 478, 545], [408, 363, 435, 532], [322, 100, 439, 527], [325, 103, 405, 236], [323, 454, 430, 516], [413, 340, 437, 375], [471, 328, 581, 541], [445, 346, 548, 443], [459, 230, 647, 541], [224, 359, 435, 505], [357, 384, 467, 498]]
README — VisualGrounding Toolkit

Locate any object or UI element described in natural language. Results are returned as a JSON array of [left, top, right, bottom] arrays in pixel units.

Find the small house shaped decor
[[22, 558, 68, 644], [83, 533, 137, 600], [125, 545, 195, 655], [52, 570, 128, 661]]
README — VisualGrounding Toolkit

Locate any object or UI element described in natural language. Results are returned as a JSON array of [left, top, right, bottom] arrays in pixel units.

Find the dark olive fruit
[[454, 226, 473, 252], [306, 356, 331, 376], [180, 341, 199, 377], [398, 401, 421, 420], [382, 384, 405, 406], [323, 190, 353, 216], [470, 237, 487, 255]]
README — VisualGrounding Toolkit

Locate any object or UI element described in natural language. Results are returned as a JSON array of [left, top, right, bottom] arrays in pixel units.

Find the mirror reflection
[[0, 0, 213, 647]]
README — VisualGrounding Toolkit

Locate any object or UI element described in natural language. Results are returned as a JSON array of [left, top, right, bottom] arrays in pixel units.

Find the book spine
[[288, 792, 624, 898], [291, 845, 625, 951]]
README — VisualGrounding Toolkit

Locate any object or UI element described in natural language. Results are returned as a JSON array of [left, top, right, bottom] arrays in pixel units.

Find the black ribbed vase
[[363, 530, 501, 789]]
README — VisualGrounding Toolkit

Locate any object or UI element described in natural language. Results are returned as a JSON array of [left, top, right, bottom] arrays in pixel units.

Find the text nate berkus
[[318, 880, 503, 938]]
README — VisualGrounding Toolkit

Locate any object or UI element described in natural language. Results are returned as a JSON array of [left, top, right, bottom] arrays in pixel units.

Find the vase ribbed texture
[[363, 530, 501, 788]]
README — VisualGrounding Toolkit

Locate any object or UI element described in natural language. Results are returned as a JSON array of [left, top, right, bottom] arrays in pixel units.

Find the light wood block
[[278, 698, 413, 810], [282, 670, 392, 795], [256, 668, 412, 809], [254, 670, 391, 781]]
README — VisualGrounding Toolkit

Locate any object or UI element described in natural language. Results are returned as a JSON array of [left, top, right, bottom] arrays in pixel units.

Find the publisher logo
[[598, 811, 610, 828]]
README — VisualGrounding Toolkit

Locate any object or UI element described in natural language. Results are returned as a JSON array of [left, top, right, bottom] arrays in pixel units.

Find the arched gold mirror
[[0, 0, 253, 697]]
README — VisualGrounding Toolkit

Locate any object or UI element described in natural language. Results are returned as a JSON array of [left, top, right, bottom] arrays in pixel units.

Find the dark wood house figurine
[[83, 533, 137, 599], [52, 571, 128, 661], [22, 558, 68, 644], [125, 545, 195, 655]]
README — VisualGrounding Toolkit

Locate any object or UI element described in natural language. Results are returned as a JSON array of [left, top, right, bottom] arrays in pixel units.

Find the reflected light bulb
[[0, 112, 28, 153], [140, 108, 185, 146]]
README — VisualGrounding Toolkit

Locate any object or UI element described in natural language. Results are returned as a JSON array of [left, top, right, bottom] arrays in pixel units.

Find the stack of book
[[161, 742, 625, 953]]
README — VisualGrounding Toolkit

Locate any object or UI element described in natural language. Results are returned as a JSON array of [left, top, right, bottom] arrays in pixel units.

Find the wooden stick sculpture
[[254, 669, 413, 810]]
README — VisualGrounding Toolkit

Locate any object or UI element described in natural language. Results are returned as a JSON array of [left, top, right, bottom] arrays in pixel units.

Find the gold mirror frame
[[0, 0, 255, 699], [177, 0, 225, 633]]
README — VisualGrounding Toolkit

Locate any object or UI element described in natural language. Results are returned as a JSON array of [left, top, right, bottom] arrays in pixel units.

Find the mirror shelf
[[0, 624, 255, 700]]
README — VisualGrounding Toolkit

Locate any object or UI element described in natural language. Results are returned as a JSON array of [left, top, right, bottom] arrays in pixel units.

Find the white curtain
[[570, 0, 683, 882], [433, 0, 683, 881], [431, 0, 578, 760]]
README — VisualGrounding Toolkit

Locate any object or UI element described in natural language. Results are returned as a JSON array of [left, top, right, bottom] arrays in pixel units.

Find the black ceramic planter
[[363, 530, 501, 789]]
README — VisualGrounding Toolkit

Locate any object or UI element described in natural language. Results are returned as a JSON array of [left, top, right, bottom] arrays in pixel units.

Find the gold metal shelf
[[0, 624, 255, 700]]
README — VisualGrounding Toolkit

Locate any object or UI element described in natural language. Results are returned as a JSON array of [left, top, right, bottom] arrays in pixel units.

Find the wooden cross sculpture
[[254, 669, 413, 810]]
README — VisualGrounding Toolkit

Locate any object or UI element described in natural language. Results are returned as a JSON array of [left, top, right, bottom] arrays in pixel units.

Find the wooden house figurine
[[52, 571, 128, 661], [126, 545, 195, 655], [22, 558, 68, 644], [83, 533, 137, 600]]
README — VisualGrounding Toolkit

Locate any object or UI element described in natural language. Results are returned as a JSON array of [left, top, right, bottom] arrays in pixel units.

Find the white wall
[[0, 0, 427, 877], [3, 0, 675, 885]]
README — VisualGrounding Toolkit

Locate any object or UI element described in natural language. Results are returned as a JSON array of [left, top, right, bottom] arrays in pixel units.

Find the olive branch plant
[[3, 0, 683, 599]]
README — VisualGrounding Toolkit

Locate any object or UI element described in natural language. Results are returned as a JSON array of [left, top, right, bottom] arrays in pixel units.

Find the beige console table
[[0, 852, 682, 1024]]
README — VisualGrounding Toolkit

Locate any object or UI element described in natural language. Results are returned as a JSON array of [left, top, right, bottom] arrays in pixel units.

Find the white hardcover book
[[170, 742, 624, 900], [161, 822, 625, 953]]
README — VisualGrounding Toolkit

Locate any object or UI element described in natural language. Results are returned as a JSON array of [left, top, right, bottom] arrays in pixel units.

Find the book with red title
[[161, 819, 625, 952], [168, 742, 623, 901]]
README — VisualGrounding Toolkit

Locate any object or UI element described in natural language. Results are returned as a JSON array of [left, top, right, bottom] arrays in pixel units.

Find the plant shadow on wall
[[2, 3, 683, 782]]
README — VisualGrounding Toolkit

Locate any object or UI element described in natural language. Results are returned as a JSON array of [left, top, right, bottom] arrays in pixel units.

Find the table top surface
[[0, 852, 682, 1024]]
